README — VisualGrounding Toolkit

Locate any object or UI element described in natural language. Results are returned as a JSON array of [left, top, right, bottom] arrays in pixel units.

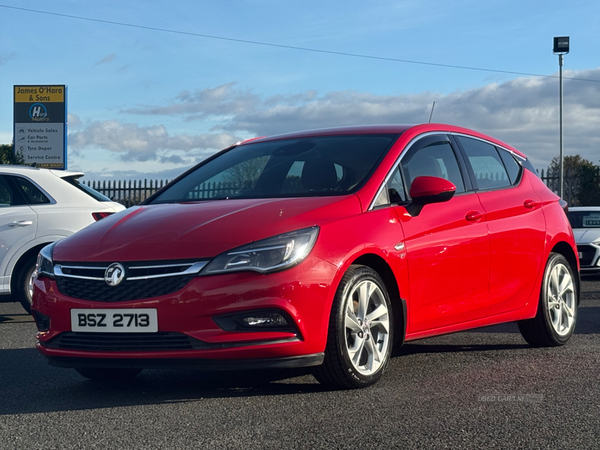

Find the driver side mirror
[[406, 176, 456, 216]]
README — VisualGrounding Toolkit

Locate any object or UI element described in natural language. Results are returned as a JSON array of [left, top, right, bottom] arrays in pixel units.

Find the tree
[[578, 164, 600, 206], [222, 156, 270, 189], [0, 143, 25, 165], [546, 154, 599, 205]]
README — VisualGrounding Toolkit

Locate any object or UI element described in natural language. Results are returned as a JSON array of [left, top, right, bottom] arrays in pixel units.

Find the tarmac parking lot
[[1, 277, 599, 449]]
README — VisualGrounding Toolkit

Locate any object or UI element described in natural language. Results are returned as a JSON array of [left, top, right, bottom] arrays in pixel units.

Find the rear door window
[[457, 136, 511, 190], [0, 176, 12, 206], [0, 175, 35, 206], [12, 176, 51, 204]]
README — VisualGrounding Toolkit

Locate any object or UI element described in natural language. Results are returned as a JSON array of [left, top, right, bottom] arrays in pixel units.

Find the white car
[[568, 206, 600, 275], [1, 166, 125, 312]]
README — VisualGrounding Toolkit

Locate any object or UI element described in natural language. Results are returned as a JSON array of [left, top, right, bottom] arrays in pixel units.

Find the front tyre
[[314, 265, 393, 389], [518, 253, 577, 347]]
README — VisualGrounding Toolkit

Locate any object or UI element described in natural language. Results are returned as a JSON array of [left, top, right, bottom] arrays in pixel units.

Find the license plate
[[71, 309, 158, 333]]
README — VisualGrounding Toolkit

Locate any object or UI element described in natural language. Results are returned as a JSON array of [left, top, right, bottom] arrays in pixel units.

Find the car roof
[[249, 125, 414, 142], [240, 124, 527, 159], [0, 165, 84, 178]]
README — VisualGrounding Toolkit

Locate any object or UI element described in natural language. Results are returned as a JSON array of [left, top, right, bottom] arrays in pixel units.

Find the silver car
[[568, 206, 600, 275]]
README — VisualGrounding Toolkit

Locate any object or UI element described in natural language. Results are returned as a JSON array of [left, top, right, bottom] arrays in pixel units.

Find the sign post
[[13, 85, 67, 169]]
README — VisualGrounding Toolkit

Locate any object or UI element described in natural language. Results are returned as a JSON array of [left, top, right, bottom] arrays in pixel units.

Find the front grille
[[56, 275, 194, 302], [53, 260, 207, 302], [43, 332, 210, 351], [577, 245, 597, 266]]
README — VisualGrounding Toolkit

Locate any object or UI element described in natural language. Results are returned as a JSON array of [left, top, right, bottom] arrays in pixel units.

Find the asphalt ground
[[1, 277, 599, 449]]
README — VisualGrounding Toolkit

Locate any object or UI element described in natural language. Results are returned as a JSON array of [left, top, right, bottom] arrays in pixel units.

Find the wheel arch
[[352, 253, 406, 346], [550, 241, 581, 305], [10, 242, 52, 291]]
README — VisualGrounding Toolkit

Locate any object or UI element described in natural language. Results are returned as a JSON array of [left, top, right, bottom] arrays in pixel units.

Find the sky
[[1, 0, 600, 181]]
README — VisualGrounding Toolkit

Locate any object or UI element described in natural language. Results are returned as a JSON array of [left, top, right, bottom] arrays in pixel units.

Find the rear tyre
[[75, 367, 143, 381], [13, 255, 37, 314], [518, 253, 577, 347], [314, 265, 393, 389]]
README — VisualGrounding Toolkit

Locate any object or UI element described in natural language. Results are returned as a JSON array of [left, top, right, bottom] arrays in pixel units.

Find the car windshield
[[568, 210, 600, 228], [151, 134, 399, 203]]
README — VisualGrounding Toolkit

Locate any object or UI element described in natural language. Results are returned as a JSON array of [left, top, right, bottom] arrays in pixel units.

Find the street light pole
[[553, 36, 569, 200], [559, 53, 564, 199]]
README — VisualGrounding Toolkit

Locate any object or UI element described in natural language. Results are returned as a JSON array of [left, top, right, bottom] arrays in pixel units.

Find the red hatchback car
[[32, 124, 579, 389]]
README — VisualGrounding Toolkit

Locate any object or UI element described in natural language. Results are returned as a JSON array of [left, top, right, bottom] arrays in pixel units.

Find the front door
[[394, 135, 491, 334]]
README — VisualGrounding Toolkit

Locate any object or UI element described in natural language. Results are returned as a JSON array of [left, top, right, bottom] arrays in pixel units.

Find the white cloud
[[125, 82, 260, 119], [68, 120, 240, 163], [127, 71, 600, 170], [67, 113, 82, 128], [68, 69, 600, 180]]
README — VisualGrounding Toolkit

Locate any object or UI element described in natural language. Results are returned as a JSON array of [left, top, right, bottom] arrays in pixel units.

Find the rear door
[[453, 135, 546, 315]]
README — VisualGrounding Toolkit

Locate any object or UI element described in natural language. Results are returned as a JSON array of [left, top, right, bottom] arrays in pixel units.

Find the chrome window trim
[[54, 261, 208, 281], [451, 132, 525, 190], [449, 132, 526, 162], [368, 131, 527, 211]]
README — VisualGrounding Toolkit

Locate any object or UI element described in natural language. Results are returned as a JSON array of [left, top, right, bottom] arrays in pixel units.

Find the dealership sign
[[13, 85, 67, 169]]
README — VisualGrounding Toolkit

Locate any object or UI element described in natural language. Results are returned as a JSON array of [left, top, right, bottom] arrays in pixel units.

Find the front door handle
[[465, 211, 485, 222], [8, 220, 33, 227]]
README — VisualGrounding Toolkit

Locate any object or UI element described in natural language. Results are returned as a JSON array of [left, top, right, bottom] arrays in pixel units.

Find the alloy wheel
[[546, 262, 575, 336], [344, 279, 391, 376]]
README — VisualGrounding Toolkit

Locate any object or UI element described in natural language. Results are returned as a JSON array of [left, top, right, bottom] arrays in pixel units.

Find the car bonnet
[[52, 195, 361, 262]]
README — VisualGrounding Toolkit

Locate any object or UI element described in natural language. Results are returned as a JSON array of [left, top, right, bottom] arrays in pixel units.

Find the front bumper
[[577, 243, 600, 273], [32, 256, 337, 367]]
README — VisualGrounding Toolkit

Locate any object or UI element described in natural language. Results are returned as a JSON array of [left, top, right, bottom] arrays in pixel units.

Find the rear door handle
[[465, 211, 485, 222], [524, 199, 541, 209], [8, 220, 33, 227]]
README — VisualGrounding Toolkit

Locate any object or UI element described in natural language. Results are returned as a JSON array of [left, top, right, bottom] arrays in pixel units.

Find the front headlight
[[202, 226, 319, 275], [35, 242, 56, 279]]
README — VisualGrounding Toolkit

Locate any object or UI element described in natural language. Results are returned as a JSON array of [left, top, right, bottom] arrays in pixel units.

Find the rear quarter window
[[497, 148, 522, 185], [64, 177, 112, 202]]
